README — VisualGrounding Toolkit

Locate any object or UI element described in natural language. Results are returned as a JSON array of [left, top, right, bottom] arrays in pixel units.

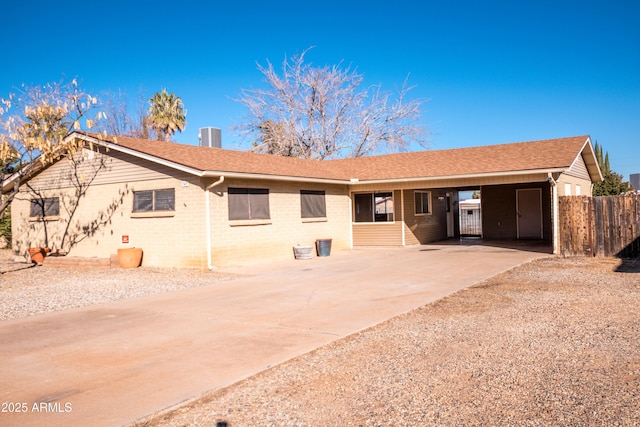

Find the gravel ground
[[2, 250, 639, 426], [136, 255, 640, 427], [0, 250, 241, 320]]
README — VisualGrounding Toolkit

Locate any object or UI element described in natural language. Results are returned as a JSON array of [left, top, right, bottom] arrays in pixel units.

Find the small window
[[354, 192, 394, 222], [414, 191, 431, 215], [133, 189, 175, 212], [30, 197, 60, 218], [228, 188, 270, 220], [564, 183, 571, 196], [301, 190, 326, 218], [575, 185, 581, 196]]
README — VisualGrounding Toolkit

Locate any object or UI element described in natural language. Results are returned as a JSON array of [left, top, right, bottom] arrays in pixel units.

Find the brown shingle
[[332, 135, 590, 181], [84, 133, 590, 182], [92, 133, 351, 180]]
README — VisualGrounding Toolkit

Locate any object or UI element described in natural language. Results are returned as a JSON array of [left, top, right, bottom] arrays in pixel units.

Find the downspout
[[205, 176, 225, 270], [548, 173, 558, 255]]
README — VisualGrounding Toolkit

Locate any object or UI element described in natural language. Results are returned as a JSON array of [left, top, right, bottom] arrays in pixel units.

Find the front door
[[516, 188, 543, 239]]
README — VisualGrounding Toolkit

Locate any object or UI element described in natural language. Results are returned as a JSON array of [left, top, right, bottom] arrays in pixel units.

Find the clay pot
[[29, 247, 51, 264], [117, 248, 143, 268]]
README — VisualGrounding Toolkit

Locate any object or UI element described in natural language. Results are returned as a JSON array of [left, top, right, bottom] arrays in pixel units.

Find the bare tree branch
[[1, 79, 102, 218], [234, 49, 430, 159]]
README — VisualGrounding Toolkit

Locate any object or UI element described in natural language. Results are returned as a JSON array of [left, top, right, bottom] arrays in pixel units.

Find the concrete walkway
[[0, 241, 550, 426]]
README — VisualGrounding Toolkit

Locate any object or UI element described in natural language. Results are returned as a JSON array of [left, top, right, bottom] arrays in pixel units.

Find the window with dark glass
[[300, 190, 326, 218], [354, 192, 394, 222], [133, 189, 175, 212], [228, 188, 270, 220], [30, 197, 60, 218], [414, 191, 431, 215]]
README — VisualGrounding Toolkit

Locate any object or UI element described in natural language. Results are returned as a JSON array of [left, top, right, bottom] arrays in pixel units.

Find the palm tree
[[147, 89, 187, 142]]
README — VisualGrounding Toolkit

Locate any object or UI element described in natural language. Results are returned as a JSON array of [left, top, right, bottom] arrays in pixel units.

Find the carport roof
[[331, 135, 602, 183], [69, 132, 601, 184]]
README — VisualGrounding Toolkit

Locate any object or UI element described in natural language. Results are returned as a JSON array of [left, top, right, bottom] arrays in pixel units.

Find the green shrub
[[0, 209, 11, 248]]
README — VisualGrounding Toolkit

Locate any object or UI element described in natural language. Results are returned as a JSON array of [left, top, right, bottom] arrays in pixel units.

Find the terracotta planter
[[117, 248, 143, 268], [29, 247, 51, 264]]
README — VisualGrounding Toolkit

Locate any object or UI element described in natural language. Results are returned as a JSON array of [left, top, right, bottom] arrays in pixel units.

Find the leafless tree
[[234, 49, 429, 159], [97, 89, 152, 139]]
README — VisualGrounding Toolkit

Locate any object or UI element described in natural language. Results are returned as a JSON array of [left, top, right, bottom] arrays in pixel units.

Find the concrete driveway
[[0, 241, 550, 426]]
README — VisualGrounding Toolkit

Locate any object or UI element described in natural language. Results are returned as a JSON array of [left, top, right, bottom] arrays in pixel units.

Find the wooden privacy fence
[[559, 194, 640, 258]]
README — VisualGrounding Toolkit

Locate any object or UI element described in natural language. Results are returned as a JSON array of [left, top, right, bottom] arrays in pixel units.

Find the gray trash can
[[316, 239, 332, 257]]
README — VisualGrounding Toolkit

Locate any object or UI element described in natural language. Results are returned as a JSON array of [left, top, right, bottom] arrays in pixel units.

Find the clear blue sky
[[2, 0, 639, 180]]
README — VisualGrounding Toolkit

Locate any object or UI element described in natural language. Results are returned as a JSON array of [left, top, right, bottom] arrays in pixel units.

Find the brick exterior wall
[[11, 152, 352, 268], [208, 179, 351, 267]]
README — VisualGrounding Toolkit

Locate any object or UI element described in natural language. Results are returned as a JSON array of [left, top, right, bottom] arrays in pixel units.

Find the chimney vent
[[199, 127, 221, 148]]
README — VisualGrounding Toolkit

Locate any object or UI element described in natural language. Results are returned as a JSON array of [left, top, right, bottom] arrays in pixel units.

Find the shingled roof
[[74, 133, 600, 184], [330, 135, 601, 182], [79, 133, 352, 182]]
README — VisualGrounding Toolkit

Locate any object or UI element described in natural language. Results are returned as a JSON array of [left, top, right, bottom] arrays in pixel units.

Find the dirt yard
[[135, 256, 640, 427]]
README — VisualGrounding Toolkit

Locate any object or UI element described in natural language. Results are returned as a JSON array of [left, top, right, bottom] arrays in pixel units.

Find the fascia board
[[572, 136, 604, 182], [201, 171, 350, 185], [348, 168, 568, 185]]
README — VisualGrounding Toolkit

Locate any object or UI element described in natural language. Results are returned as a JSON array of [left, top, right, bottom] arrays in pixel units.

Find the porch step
[[43, 255, 116, 269]]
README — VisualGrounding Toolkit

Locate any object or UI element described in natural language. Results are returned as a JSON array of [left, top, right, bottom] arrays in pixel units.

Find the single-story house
[[5, 132, 602, 268]]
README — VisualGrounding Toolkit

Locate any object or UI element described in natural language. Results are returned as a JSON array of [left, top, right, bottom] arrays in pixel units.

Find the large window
[[133, 189, 175, 212], [300, 190, 326, 219], [414, 191, 431, 215], [354, 192, 394, 222], [228, 188, 270, 220], [30, 197, 60, 218]]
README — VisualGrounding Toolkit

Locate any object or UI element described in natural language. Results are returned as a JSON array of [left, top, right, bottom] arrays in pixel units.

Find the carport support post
[[401, 189, 406, 246], [549, 173, 559, 255]]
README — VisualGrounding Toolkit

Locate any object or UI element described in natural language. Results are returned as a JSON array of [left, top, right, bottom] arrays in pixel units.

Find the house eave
[[572, 136, 604, 182], [349, 167, 568, 186], [200, 171, 350, 185]]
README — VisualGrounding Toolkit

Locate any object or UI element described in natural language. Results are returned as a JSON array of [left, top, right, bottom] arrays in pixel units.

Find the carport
[[352, 182, 553, 246], [348, 136, 602, 254]]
